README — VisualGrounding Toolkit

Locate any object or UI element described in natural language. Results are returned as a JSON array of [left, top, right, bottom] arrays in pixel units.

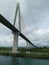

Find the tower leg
[[26, 41, 29, 49], [12, 32, 18, 53]]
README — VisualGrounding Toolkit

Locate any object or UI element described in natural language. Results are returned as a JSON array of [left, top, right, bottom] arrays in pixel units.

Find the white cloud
[[34, 29, 49, 36], [0, 34, 12, 43]]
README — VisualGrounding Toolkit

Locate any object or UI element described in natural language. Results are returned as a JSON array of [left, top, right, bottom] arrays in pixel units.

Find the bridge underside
[[0, 14, 37, 52]]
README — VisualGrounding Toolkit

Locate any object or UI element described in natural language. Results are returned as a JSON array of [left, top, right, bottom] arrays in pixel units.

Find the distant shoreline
[[0, 47, 49, 59], [0, 52, 49, 59]]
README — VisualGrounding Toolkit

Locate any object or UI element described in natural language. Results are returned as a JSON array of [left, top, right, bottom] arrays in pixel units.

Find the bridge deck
[[0, 14, 37, 47]]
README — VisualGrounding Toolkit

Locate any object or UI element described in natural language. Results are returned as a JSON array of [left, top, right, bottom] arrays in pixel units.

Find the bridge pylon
[[26, 41, 29, 49], [12, 3, 21, 53], [12, 32, 18, 53]]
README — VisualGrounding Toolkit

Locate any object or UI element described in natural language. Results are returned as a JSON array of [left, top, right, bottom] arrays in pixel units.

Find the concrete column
[[26, 41, 29, 49], [28, 44, 32, 49], [12, 32, 18, 53]]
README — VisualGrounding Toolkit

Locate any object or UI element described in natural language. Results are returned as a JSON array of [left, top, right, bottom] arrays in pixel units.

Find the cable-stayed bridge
[[0, 3, 37, 53]]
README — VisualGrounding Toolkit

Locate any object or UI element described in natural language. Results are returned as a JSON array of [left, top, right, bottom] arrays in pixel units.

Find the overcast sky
[[0, 0, 49, 47]]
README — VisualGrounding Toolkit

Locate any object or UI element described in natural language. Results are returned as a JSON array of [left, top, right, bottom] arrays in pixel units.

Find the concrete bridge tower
[[12, 3, 21, 53]]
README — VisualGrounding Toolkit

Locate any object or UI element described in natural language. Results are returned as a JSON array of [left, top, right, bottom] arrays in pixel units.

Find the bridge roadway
[[0, 14, 37, 48]]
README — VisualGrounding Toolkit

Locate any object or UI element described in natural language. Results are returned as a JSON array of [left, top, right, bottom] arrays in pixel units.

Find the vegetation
[[0, 47, 12, 51], [18, 47, 49, 53], [0, 47, 49, 59]]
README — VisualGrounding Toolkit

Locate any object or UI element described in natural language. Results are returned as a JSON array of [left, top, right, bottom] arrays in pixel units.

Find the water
[[0, 55, 49, 65]]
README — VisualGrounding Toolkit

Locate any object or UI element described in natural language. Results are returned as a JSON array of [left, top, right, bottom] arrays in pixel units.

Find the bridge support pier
[[12, 32, 18, 53], [26, 42, 29, 49]]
